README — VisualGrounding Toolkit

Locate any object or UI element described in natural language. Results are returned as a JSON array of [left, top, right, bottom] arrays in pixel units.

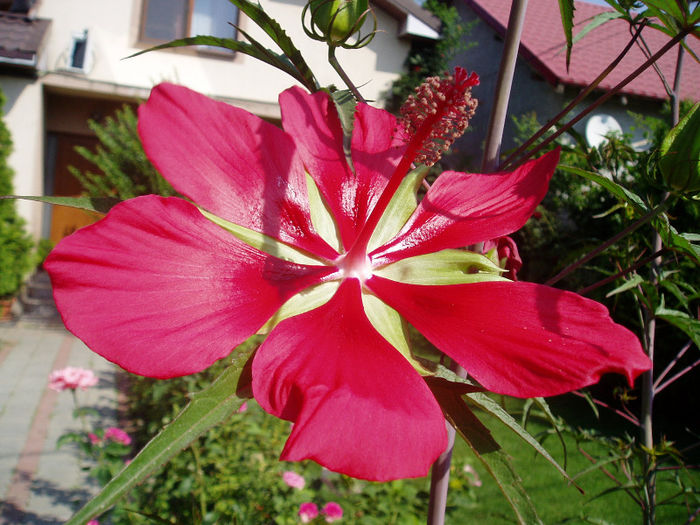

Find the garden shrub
[[0, 87, 33, 298]]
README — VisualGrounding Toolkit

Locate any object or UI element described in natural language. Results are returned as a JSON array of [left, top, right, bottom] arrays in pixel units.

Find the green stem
[[328, 46, 365, 103], [426, 2, 529, 523], [544, 198, 672, 287]]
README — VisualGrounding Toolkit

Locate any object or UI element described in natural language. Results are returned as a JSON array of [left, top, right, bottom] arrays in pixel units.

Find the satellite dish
[[586, 114, 623, 148]]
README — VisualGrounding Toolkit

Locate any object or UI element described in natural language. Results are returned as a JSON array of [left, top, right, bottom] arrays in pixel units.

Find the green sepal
[[1, 195, 120, 214], [258, 281, 339, 333], [426, 377, 543, 525], [361, 291, 429, 374], [65, 345, 255, 525], [199, 208, 327, 266], [374, 249, 506, 285], [367, 165, 428, 252], [306, 173, 342, 253]]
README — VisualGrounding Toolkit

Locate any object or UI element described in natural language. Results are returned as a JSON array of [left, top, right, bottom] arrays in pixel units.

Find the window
[[140, 0, 239, 50]]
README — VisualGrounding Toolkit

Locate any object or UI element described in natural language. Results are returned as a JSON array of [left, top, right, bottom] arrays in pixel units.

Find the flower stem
[[328, 46, 365, 103], [426, 1, 528, 522], [544, 197, 672, 287]]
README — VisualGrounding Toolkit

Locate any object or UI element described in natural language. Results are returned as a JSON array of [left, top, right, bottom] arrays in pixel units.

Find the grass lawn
[[450, 398, 696, 524]]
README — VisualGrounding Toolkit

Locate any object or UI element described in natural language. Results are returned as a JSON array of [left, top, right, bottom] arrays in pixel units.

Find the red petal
[[280, 88, 406, 251], [372, 150, 560, 265], [138, 83, 336, 260], [252, 279, 447, 481], [366, 277, 651, 398], [45, 196, 333, 378]]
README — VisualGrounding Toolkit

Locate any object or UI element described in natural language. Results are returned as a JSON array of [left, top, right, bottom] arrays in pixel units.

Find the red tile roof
[[465, 0, 699, 101]]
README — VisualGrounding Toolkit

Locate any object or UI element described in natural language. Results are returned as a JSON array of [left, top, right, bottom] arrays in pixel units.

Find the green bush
[[109, 338, 481, 524], [0, 87, 33, 298]]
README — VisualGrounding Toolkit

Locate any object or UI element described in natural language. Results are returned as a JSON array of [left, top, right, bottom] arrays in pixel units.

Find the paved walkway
[[0, 321, 119, 524]]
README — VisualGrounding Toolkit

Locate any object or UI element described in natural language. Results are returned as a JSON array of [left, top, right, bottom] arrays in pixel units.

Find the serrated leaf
[[559, 165, 648, 212], [655, 306, 700, 349], [573, 11, 623, 46], [374, 249, 507, 285], [2, 195, 120, 214], [426, 377, 542, 525], [558, 0, 575, 70], [226, 0, 318, 91], [464, 391, 580, 491], [605, 273, 644, 298], [331, 89, 357, 175], [65, 346, 254, 525]]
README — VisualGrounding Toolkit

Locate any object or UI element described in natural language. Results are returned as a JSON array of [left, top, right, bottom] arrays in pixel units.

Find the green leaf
[[557, 0, 575, 70], [331, 89, 357, 175], [65, 346, 254, 525], [1, 195, 120, 214], [367, 166, 428, 252], [655, 306, 700, 349], [227, 0, 318, 92], [427, 377, 542, 525], [559, 165, 648, 212], [572, 11, 623, 46], [464, 391, 579, 491], [605, 273, 644, 298], [199, 208, 328, 265], [374, 249, 507, 285]]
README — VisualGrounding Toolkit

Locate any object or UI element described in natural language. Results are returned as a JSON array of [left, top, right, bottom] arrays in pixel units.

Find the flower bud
[[308, 0, 369, 43], [659, 102, 700, 194]]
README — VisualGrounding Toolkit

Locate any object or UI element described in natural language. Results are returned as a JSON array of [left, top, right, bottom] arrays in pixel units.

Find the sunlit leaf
[[65, 346, 254, 525], [427, 377, 542, 525], [605, 273, 644, 298], [655, 306, 700, 349], [559, 165, 648, 212], [1, 195, 119, 214], [558, 0, 575, 70]]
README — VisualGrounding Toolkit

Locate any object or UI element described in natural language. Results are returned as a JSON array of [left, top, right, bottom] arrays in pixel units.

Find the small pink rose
[[48, 367, 98, 392], [88, 433, 101, 445], [321, 502, 343, 522], [283, 470, 305, 490], [298, 502, 318, 523], [104, 427, 131, 445]]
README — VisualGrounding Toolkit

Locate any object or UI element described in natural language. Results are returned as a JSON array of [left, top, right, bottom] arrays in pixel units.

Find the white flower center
[[338, 253, 373, 284]]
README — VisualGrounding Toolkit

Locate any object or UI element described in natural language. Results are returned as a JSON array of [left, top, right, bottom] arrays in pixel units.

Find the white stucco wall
[[1, 76, 44, 238], [4, 0, 412, 238], [35, 0, 409, 106]]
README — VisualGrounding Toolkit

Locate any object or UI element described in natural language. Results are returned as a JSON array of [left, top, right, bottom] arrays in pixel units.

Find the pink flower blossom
[[45, 70, 651, 481], [283, 470, 306, 489], [321, 502, 343, 522], [88, 433, 101, 445], [104, 427, 131, 445], [48, 367, 98, 391], [87, 520, 99, 525], [298, 502, 319, 523], [238, 401, 248, 413]]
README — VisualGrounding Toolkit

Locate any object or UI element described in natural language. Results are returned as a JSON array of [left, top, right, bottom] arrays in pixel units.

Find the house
[[0, 0, 440, 243], [449, 0, 700, 166]]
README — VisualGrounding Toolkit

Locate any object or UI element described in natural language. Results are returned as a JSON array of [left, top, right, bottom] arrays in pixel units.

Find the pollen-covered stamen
[[399, 67, 479, 166]]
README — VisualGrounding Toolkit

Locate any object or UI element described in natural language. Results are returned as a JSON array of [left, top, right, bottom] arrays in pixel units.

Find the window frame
[[138, 0, 239, 57]]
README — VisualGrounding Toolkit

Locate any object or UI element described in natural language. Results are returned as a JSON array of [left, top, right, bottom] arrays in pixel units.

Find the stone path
[[0, 322, 118, 524]]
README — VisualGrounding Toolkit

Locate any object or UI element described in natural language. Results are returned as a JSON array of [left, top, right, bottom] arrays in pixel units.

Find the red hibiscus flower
[[45, 69, 650, 481]]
